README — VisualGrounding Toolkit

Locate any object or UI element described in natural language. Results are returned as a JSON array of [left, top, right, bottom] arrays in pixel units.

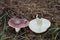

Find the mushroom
[[29, 14, 51, 33], [8, 18, 29, 32]]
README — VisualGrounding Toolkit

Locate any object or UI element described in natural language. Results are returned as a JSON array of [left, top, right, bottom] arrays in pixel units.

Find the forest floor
[[0, 0, 60, 40]]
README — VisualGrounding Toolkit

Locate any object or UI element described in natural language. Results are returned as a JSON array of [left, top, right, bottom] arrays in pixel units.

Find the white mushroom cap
[[29, 18, 51, 33]]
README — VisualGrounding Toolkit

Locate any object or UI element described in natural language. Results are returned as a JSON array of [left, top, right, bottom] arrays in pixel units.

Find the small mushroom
[[8, 18, 29, 32], [29, 14, 51, 33]]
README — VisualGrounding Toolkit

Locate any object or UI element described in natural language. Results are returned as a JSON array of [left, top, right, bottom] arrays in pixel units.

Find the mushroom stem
[[36, 14, 42, 26], [15, 28, 21, 32]]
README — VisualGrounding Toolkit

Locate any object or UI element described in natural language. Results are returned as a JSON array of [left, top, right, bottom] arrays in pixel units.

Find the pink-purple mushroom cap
[[8, 18, 29, 28]]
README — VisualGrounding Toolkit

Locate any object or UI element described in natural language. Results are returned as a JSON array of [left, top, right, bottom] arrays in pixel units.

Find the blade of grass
[[52, 28, 60, 33], [0, 16, 6, 40], [52, 34, 55, 40], [54, 31, 60, 40]]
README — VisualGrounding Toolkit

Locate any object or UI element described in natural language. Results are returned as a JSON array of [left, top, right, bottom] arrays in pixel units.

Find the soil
[[0, 0, 60, 40]]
